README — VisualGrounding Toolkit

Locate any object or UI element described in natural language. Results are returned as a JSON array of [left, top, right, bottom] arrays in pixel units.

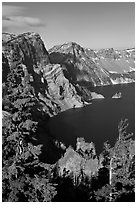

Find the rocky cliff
[[57, 138, 100, 185], [49, 42, 135, 86], [2, 32, 84, 116], [2, 32, 135, 116]]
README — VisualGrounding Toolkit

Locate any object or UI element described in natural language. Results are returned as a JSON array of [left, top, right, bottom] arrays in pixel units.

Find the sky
[[2, 2, 135, 50]]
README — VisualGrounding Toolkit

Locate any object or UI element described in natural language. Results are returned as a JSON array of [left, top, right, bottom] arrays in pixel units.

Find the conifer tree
[[94, 119, 135, 202], [2, 63, 57, 201]]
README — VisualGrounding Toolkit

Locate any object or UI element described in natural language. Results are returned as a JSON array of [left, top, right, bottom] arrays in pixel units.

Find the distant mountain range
[[49, 42, 135, 86], [2, 32, 135, 115]]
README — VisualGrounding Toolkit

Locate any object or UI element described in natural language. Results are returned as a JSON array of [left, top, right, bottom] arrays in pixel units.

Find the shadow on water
[[48, 83, 135, 155]]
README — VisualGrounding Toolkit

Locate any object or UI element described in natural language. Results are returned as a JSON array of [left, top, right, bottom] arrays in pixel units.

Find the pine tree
[[94, 119, 135, 202], [2, 63, 57, 201]]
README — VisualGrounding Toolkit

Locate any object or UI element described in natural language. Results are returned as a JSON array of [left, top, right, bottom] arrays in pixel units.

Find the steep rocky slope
[[49, 42, 135, 86], [2, 32, 135, 116], [2, 32, 84, 116], [49, 42, 112, 86], [94, 47, 135, 73]]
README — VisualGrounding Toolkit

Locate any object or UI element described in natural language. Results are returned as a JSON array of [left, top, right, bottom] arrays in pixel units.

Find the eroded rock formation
[[57, 138, 100, 185], [2, 32, 84, 116]]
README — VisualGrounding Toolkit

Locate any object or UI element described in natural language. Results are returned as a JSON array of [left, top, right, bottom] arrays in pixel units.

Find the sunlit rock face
[[57, 138, 100, 185], [49, 42, 112, 86], [2, 32, 135, 117], [90, 92, 104, 99], [2, 32, 83, 116], [49, 43, 135, 86], [38, 63, 83, 113], [2, 32, 50, 71]]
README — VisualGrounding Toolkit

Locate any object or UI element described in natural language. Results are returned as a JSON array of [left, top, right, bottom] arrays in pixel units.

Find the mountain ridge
[[2, 32, 135, 116], [2, 32, 84, 116], [49, 41, 135, 87]]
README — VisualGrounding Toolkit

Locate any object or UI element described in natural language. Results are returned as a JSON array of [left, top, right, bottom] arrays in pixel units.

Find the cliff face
[[49, 42, 112, 86], [38, 63, 83, 113], [2, 32, 83, 116], [2, 32, 135, 116], [2, 32, 50, 71], [49, 43, 135, 86]]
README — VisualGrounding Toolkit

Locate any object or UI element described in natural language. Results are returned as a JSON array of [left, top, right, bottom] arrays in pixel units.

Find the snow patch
[[129, 67, 135, 71], [109, 71, 118, 74], [41, 77, 44, 83], [110, 78, 118, 85]]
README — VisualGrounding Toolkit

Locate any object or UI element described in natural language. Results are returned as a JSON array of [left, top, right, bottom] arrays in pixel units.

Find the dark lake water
[[48, 83, 135, 155]]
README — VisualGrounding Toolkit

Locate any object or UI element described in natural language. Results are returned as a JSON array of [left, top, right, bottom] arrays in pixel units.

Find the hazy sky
[[2, 2, 135, 50]]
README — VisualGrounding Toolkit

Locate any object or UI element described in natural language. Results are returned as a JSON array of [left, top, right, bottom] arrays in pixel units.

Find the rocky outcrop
[[2, 110, 11, 119], [90, 92, 104, 99], [2, 32, 50, 71], [112, 92, 122, 99], [74, 84, 104, 102], [57, 138, 100, 185], [2, 32, 84, 116], [49, 43, 135, 86], [40, 63, 83, 112], [76, 137, 96, 158]]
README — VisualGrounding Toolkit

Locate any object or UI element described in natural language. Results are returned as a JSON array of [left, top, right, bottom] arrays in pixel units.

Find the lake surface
[[48, 83, 135, 155]]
